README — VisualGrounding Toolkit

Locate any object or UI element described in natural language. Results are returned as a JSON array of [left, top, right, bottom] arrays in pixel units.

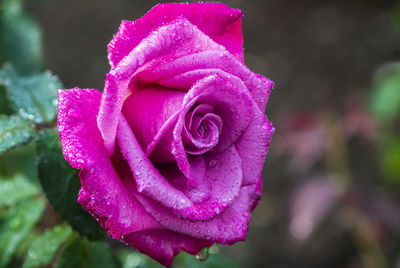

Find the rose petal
[[58, 88, 160, 239], [136, 50, 274, 111], [118, 115, 242, 221], [135, 184, 259, 244], [123, 230, 212, 268], [182, 106, 223, 155], [236, 104, 275, 186], [117, 115, 192, 208], [58, 88, 104, 169], [122, 86, 184, 157], [109, 150, 211, 268], [169, 72, 253, 181], [158, 157, 211, 204], [167, 147, 243, 219], [108, 2, 243, 68], [98, 18, 225, 154]]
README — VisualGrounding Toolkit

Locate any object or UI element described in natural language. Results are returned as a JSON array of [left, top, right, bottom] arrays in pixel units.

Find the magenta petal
[[123, 230, 212, 268], [182, 111, 223, 154], [168, 146, 243, 220], [135, 184, 259, 244], [179, 72, 254, 153], [58, 88, 104, 169], [122, 86, 185, 154], [137, 50, 273, 111], [118, 116, 242, 221], [58, 88, 160, 238], [107, 2, 243, 68], [98, 18, 225, 154], [169, 72, 253, 183], [236, 105, 275, 186], [164, 157, 211, 204], [117, 115, 193, 211]]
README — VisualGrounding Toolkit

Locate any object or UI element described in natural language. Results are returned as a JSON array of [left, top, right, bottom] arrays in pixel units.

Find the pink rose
[[57, 2, 274, 267]]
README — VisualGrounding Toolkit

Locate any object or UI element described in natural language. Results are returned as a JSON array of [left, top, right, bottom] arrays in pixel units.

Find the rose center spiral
[[182, 103, 223, 155]]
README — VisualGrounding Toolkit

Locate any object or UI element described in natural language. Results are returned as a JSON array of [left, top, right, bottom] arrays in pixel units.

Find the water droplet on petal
[[68, 106, 81, 118], [208, 159, 218, 168]]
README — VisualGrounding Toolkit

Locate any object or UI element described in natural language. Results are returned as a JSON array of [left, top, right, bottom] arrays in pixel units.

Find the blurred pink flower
[[290, 178, 339, 240], [274, 113, 325, 173]]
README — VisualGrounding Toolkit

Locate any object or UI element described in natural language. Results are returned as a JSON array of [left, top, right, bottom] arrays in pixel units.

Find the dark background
[[25, 0, 400, 267]]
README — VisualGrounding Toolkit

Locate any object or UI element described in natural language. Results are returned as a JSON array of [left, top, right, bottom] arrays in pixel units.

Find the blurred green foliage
[[0, 64, 60, 124], [369, 62, 400, 186], [0, 198, 45, 267], [117, 248, 237, 268], [369, 63, 400, 126], [56, 237, 119, 268], [23, 225, 73, 268], [0, 174, 39, 207], [0, 0, 43, 75], [0, 115, 33, 154]]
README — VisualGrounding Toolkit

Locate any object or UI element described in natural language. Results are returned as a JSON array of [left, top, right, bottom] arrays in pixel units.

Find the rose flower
[[57, 2, 274, 267]]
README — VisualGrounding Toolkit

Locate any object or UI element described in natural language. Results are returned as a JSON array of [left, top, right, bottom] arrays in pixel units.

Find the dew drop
[[208, 159, 218, 168], [195, 247, 209, 261], [68, 106, 81, 118]]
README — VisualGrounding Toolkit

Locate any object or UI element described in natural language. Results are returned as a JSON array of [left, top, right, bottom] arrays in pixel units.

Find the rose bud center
[[182, 103, 223, 155]]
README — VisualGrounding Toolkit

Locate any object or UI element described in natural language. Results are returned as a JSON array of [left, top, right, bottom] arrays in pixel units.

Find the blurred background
[[1, 0, 400, 267]]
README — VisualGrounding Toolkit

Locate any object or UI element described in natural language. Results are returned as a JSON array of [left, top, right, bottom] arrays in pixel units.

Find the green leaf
[[0, 115, 33, 154], [381, 135, 400, 184], [56, 237, 119, 268], [23, 225, 73, 268], [0, 0, 43, 75], [117, 248, 238, 268], [0, 65, 61, 124], [0, 197, 45, 267], [0, 86, 12, 115], [174, 251, 238, 268], [36, 129, 104, 239], [369, 62, 400, 124], [15, 229, 39, 259], [0, 140, 38, 181], [117, 250, 162, 268], [0, 174, 40, 207]]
